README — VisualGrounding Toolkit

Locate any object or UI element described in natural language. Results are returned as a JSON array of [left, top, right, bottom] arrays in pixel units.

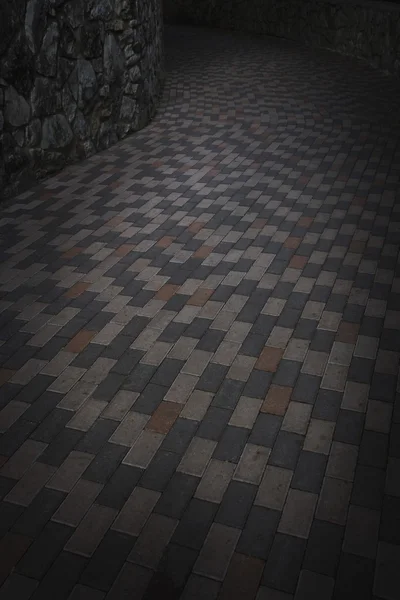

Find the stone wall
[[164, 0, 400, 75], [0, 0, 164, 200]]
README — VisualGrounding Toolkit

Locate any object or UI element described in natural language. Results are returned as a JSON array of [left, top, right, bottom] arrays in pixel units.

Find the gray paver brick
[[46, 451, 94, 493], [282, 402, 312, 435], [128, 512, 177, 569], [100, 390, 139, 421], [111, 487, 160, 536], [343, 504, 380, 559], [295, 570, 334, 600], [303, 419, 335, 455], [316, 477, 352, 525], [0, 574, 39, 599], [341, 381, 369, 413], [0, 440, 47, 480], [234, 443, 271, 485], [66, 400, 108, 432], [278, 489, 318, 538], [64, 503, 117, 557], [193, 523, 241, 581], [195, 459, 236, 503], [229, 396, 263, 429], [109, 412, 149, 447], [122, 430, 164, 469], [5, 462, 56, 507], [0, 401, 29, 433], [374, 542, 400, 600], [255, 465, 293, 510], [326, 441, 358, 481], [177, 436, 217, 477], [52, 479, 103, 528]]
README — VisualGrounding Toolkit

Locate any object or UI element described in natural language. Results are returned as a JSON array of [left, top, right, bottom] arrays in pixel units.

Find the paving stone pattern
[[0, 25, 399, 600]]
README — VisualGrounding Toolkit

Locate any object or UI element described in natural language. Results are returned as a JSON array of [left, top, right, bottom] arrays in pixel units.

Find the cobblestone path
[[0, 25, 399, 600]]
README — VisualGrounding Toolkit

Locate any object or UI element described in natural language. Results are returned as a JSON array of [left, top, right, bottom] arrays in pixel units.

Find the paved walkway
[[0, 25, 400, 600]]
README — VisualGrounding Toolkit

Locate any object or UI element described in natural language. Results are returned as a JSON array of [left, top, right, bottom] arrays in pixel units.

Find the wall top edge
[[282, 0, 400, 13]]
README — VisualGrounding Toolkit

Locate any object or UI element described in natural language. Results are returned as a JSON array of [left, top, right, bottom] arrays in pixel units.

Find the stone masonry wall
[[164, 0, 400, 76], [0, 0, 164, 200]]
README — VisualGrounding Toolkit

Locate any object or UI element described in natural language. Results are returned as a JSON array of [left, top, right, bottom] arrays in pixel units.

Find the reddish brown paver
[[250, 218, 268, 229], [256, 348, 284, 372], [186, 288, 214, 306], [262, 385, 293, 415], [155, 284, 180, 301], [284, 236, 301, 249], [145, 402, 182, 434], [114, 244, 135, 257], [156, 236, 176, 248], [219, 553, 264, 600], [297, 216, 314, 227], [188, 221, 206, 233], [193, 245, 213, 259], [289, 255, 308, 269], [66, 330, 98, 353], [64, 282, 90, 298], [336, 322, 360, 344], [62, 247, 83, 259], [107, 216, 124, 227]]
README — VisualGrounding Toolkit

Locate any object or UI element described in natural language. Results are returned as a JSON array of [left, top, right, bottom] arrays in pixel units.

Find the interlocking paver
[[172, 497, 218, 550], [303, 419, 335, 455], [303, 519, 344, 578], [342, 504, 380, 559], [177, 436, 217, 477], [326, 441, 358, 482], [334, 552, 375, 600], [52, 479, 103, 528], [30, 550, 87, 599], [341, 381, 369, 413], [295, 570, 334, 600], [122, 430, 164, 469], [111, 486, 160, 537], [96, 464, 142, 511], [195, 459, 235, 503], [229, 396, 262, 429], [46, 450, 94, 493], [4, 461, 55, 507], [64, 504, 117, 558], [0, 440, 47, 480], [0, 401, 29, 433], [155, 471, 198, 520], [234, 443, 270, 485], [0, 533, 33, 587], [0, 22, 399, 600], [11, 487, 65, 539], [263, 533, 306, 594], [282, 402, 312, 435], [128, 512, 177, 569], [316, 477, 352, 525], [0, 573, 39, 600], [256, 466, 292, 511], [374, 541, 400, 600], [292, 450, 327, 494], [193, 523, 240, 581], [278, 489, 318, 538], [237, 505, 281, 560], [16, 521, 73, 580], [269, 430, 303, 470]]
